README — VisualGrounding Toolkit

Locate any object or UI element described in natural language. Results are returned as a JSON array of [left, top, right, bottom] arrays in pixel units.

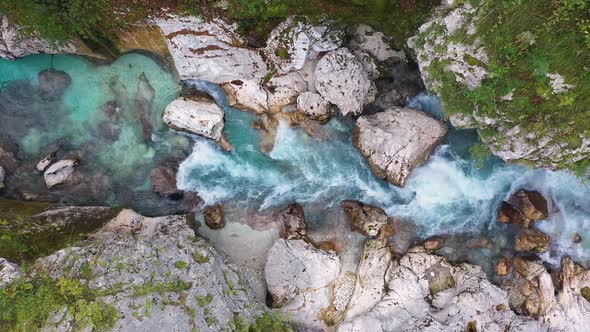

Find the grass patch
[[0, 275, 119, 332], [192, 252, 209, 264], [174, 260, 189, 269]]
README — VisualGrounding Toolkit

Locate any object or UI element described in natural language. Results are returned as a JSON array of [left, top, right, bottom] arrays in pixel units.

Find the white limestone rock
[[315, 48, 372, 116], [0, 258, 20, 287], [163, 97, 224, 140], [156, 16, 267, 82], [44, 159, 78, 189], [265, 16, 342, 74], [221, 79, 269, 114], [353, 107, 447, 187], [350, 24, 405, 62], [296, 92, 332, 122], [265, 238, 341, 329]]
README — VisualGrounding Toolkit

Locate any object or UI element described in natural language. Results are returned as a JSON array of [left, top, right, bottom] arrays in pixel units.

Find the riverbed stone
[[353, 107, 448, 187], [150, 165, 181, 199], [515, 228, 550, 253], [276, 203, 307, 240], [163, 97, 224, 140], [38, 69, 71, 100], [507, 190, 549, 223], [44, 159, 78, 189], [496, 257, 511, 276], [315, 48, 372, 116], [339, 200, 392, 237], [204, 204, 225, 229]]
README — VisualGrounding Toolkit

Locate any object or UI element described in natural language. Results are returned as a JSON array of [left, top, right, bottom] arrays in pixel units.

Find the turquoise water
[[0, 53, 183, 212], [178, 80, 590, 266], [1, 54, 590, 267]]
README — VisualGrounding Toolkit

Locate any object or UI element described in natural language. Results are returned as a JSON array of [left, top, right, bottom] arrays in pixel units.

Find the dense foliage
[[0, 0, 437, 51], [428, 0, 590, 172]]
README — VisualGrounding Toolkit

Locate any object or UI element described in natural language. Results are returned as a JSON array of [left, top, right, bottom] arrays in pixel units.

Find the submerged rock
[[135, 72, 156, 142], [204, 204, 225, 229], [38, 69, 71, 100], [43, 159, 78, 189], [496, 257, 511, 277], [25, 209, 264, 331], [353, 107, 447, 187], [515, 228, 551, 253], [276, 203, 307, 240], [265, 238, 340, 329], [339, 200, 392, 237], [315, 48, 372, 116], [163, 97, 224, 140], [150, 165, 181, 199]]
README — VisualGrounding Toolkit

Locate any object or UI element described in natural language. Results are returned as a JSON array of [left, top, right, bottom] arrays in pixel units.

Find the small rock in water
[[515, 228, 550, 253], [204, 204, 225, 229], [339, 200, 391, 237], [496, 257, 511, 276], [38, 69, 71, 99], [574, 233, 583, 244], [163, 97, 225, 140], [150, 165, 181, 199], [423, 235, 445, 252], [43, 159, 78, 189], [499, 190, 549, 227], [276, 203, 307, 240], [36, 149, 58, 173], [498, 201, 525, 225]]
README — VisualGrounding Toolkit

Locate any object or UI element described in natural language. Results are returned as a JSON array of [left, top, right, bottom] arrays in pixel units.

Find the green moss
[[192, 253, 209, 264], [275, 48, 290, 60], [0, 275, 119, 332], [196, 293, 213, 307], [174, 261, 189, 269], [132, 279, 192, 298], [232, 312, 293, 332]]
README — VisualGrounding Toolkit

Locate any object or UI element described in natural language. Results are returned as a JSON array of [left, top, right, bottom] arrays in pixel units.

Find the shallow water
[[0, 53, 184, 213]]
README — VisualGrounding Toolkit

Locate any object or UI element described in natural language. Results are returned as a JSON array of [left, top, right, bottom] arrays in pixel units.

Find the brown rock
[[498, 201, 524, 225], [496, 257, 511, 276], [150, 165, 181, 199], [203, 204, 225, 229], [423, 235, 445, 252], [515, 228, 550, 253], [276, 203, 307, 240], [496, 304, 507, 311], [467, 321, 477, 332], [339, 200, 391, 237], [513, 257, 531, 277]]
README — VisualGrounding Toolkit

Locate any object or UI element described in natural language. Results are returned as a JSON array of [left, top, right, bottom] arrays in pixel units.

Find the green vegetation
[[131, 278, 192, 298], [192, 252, 210, 264], [0, 275, 119, 332], [174, 260, 189, 269], [196, 293, 213, 307], [424, 0, 590, 170], [232, 312, 293, 332]]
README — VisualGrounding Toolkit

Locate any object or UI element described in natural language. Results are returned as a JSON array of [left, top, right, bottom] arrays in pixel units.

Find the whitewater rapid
[[177, 80, 590, 265]]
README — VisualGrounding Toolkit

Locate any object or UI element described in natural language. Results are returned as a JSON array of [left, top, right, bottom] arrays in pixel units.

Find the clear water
[[1, 55, 589, 267], [0, 53, 184, 213]]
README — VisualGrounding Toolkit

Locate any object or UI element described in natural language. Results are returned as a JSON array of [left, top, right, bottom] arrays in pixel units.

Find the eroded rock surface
[[339, 200, 392, 237], [353, 107, 447, 187], [44, 159, 78, 189]]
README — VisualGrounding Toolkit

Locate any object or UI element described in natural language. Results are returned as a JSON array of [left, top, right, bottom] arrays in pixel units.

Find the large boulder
[[163, 97, 224, 140], [349, 24, 405, 63], [296, 92, 333, 123], [315, 48, 372, 116], [499, 190, 549, 227], [353, 107, 447, 187], [25, 210, 264, 331], [265, 238, 341, 329]]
